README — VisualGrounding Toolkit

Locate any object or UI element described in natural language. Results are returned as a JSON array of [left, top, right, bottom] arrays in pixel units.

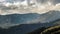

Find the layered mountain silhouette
[[0, 13, 40, 24], [0, 10, 60, 34], [0, 13, 40, 28]]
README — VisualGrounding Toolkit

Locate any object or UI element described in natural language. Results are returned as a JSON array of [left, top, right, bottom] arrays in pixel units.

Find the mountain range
[[0, 10, 60, 34]]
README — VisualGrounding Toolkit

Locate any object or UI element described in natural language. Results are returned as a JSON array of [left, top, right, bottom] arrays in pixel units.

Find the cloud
[[0, 0, 5, 2], [52, 0, 60, 5], [0, 0, 60, 14], [5, 0, 24, 2], [0, 6, 59, 15], [36, 0, 60, 5], [36, 0, 48, 3], [0, 3, 60, 14]]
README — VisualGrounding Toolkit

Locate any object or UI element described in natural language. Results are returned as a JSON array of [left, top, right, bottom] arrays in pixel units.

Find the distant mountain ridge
[[39, 10, 60, 23], [0, 13, 40, 24], [0, 10, 60, 34], [0, 13, 40, 28], [0, 10, 60, 28]]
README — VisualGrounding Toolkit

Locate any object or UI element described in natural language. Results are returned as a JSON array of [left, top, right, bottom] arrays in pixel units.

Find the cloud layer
[[0, 0, 60, 15]]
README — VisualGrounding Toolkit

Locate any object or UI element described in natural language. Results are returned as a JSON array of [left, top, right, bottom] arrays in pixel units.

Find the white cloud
[[0, 0, 60, 15], [0, 0, 5, 2]]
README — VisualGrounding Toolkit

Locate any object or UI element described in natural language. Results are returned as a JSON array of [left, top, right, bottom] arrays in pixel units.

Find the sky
[[0, 0, 60, 4], [0, 0, 60, 14]]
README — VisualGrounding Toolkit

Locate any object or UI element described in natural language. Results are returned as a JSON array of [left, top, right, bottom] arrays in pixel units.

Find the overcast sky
[[0, 0, 60, 4], [0, 0, 60, 14]]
